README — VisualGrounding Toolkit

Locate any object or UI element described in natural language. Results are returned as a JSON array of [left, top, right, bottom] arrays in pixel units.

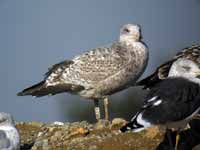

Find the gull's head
[[0, 112, 15, 125], [119, 24, 142, 43], [168, 58, 200, 83]]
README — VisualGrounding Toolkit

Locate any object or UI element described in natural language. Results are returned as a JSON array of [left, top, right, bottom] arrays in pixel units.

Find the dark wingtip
[[120, 126, 128, 133], [16, 81, 46, 97], [120, 123, 132, 133], [120, 118, 145, 133], [17, 91, 25, 96]]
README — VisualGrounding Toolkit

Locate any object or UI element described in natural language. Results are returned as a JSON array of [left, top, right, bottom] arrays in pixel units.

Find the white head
[[0, 112, 15, 126], [168, 58, 200, 84], [119, 24, 142, 43]]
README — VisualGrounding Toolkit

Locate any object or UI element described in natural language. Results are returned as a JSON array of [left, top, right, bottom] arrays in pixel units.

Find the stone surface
[[193, 145, 200, 150], [16, 118, 200, 150], [16, 119, 165, 150], [16, 122, 44, 149]]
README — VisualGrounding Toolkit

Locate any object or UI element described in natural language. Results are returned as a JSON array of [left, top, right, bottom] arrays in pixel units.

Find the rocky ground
[[16, 118, 200, 150]]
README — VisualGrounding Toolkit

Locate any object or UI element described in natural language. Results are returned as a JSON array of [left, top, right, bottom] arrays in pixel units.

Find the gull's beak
[[196, 71, 200, 78]]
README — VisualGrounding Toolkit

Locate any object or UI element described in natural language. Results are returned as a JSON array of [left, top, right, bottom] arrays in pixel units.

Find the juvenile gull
[[137, 44, 200, 89], [0, 112, 20, 150], [17, 24, 149, 121], [120, 59, 200, 149]]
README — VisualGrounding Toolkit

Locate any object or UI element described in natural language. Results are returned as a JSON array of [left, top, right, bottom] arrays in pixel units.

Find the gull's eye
[[124, 28, 130, 33], [182, 66, 191, 71]]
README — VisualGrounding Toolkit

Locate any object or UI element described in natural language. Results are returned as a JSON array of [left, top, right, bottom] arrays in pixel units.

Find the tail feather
[[17, 81, 84, 97]]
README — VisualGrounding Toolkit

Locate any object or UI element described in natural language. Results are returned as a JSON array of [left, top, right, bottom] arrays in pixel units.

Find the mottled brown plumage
[[18, 24, 149, 120]]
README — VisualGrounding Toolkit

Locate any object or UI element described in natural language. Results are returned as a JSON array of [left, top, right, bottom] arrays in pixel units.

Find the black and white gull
[[120, 58, 200, 149], [137, 44, 200, 89], [0, 112, 20, 150], [17, 24, 149, 121]]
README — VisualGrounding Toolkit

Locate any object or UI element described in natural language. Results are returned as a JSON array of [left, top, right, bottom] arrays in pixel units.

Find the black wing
[[142, 78, 200, 124]]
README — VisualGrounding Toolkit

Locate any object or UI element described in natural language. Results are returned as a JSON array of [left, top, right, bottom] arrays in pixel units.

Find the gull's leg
[[175, 130, 180, 150], [166, 129, 174, 150], [94, 100, 101, 121], [103, 97, 109, 120]]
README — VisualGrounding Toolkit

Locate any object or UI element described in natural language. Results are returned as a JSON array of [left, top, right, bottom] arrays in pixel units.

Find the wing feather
[[44, 43, 129, 89]]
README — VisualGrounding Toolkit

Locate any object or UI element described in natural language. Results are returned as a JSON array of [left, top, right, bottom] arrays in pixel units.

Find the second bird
[[17, 24, 149, 121]]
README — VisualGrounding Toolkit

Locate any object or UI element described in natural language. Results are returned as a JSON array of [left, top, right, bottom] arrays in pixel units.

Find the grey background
[[0, 0, 199, 122]]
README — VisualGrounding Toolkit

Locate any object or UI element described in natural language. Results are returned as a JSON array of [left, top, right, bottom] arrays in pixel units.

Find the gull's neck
[[119, 36, 139, 46]]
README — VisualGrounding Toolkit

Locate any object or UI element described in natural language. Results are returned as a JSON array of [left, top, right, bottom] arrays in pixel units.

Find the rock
[[52, 121, 64, 126], [93, 120, 110, 130], [193, 145, 200, 150], [111, 118, 127, 130], [16, 122, 44, 149], [16, 119, 200, 150], [16, 120, 166, 150]]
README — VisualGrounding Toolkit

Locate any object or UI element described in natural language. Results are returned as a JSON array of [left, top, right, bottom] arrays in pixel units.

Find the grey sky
[[0, 0, 199, 122]]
